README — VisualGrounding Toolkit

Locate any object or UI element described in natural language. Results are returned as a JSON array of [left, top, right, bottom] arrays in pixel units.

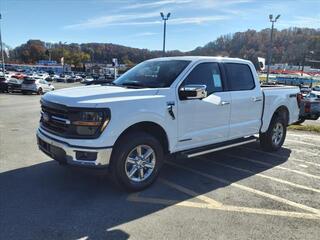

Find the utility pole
[[0, 13, 5, 75], [160, 12, 171, 56], [266, 14, 280, 84]]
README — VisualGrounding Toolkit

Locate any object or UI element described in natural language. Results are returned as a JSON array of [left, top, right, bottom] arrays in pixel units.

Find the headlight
[[73, 112, 105, 126], [72, 111, 110, 136]]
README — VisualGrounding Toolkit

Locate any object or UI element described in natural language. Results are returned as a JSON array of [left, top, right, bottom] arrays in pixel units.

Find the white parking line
[[225, 153, 320, 180], [287, 133, 320, 140], [128, 193, 320, 220], [167, 162, 320, 215], [159, 178, 223, 207], [200, 158, 320, 194], [240, 147, 320, 168], [285, 139, 319, 148]]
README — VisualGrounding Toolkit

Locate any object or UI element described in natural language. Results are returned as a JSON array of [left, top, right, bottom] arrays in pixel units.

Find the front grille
[[40, 100, 109, 139], [41, 103, 70, 135]]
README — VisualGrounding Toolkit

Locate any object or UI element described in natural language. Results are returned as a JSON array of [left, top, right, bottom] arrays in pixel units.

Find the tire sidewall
[[110, 132, 164, 191], [269, 116, 287, 150]]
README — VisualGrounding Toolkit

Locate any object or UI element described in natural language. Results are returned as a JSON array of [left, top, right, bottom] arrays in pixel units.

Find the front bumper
[[36, 128, 112, 168]]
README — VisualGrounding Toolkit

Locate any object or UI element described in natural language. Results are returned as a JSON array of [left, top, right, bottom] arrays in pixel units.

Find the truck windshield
[[114, 60, 190, 88]]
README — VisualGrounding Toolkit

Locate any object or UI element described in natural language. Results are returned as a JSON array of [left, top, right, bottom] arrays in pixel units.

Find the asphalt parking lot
[[0, 88, 320, 240]]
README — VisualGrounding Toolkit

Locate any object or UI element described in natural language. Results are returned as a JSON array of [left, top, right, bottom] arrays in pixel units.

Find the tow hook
[[167, 101, 175, 120]]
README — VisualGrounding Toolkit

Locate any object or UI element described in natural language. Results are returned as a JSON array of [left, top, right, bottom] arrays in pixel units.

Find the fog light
[[75, 151, 97, 161]]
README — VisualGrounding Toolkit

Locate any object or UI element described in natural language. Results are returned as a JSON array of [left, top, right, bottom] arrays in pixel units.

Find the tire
[[259, 115, 287, 152], [109, 131, 164, 192], [37, 88, 43, 95], [22, 91, 27, 95]]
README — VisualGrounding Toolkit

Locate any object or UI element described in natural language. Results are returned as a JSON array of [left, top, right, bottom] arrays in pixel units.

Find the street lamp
[[0, 13, 5, 75], [160, 12, 171, 56], [266, 14, 280, 84], [61, 41, 67, 73]]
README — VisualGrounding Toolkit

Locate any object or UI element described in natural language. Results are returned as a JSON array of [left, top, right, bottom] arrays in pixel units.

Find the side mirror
[[179, 84, 207, 100]]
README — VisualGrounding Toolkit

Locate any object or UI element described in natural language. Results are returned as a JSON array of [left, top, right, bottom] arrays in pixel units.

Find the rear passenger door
[[224, 63, 263, 139]]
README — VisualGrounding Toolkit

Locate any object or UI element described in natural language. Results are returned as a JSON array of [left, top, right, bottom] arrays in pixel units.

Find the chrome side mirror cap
[[179, 84, 207, 100]]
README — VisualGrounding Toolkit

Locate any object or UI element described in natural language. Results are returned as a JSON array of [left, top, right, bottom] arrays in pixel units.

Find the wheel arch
[[114, 121, 170, 155], [273, 105, 289, 126]]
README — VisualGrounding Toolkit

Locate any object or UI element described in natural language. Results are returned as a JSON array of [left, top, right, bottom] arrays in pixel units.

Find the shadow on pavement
[[0, 143, 291, 240]]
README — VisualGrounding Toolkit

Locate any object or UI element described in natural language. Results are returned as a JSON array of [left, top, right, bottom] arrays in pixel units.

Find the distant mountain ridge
[[6, 27, 320, 68]]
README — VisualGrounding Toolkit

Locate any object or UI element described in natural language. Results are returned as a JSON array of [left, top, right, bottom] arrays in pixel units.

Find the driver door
[[176, 62, 231, 151]]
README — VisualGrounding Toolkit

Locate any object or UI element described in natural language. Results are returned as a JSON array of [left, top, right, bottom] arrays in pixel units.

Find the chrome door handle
[[220, 101, 230, 106], [252, 97, 262, 102]]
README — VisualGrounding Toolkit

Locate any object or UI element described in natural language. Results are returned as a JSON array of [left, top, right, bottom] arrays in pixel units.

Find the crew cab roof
[[147, 56, 252, 65]]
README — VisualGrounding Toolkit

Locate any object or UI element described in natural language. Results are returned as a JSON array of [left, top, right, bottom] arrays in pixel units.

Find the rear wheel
[[37, 88, 43, 95], [109, 131, 164, 191], [260, 115, 287, 152]]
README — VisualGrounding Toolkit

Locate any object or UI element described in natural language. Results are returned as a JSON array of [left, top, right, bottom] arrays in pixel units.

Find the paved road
[[1, 90, 320, 240]]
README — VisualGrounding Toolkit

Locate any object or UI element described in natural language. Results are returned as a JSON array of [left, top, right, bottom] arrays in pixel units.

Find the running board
[[181, 136, 258, 158]]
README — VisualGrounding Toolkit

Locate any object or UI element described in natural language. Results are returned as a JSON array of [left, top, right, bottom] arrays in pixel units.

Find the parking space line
[[200, 158, 320, 194], [159, 178, 223, 207], [225, 153, 320, 180], [287, 134, 320, 143], [241, 147, 320, 168], [288, 132, 320, 139], [127, 179, 320, 220], [166, 162, 320, 215], [285, 139, 319, 148]]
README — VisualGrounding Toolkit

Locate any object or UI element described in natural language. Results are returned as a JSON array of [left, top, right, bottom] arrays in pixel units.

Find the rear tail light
[[297, 93, 303, 107], [305, 102, 311, 113]]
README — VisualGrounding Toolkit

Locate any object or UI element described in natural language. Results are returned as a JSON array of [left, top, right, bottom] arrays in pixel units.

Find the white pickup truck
[[37, 57, 300, 191]]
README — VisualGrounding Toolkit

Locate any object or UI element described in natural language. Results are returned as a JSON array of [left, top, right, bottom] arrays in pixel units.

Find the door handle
[[252, 97, 262, 102], [220, 101, 230, 106]]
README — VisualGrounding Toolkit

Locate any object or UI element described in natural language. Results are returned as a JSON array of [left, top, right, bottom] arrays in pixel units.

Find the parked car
[[297, 91, 320, 124], [21, 77, 54, 95], [0, 76, 8, 92], [37, 57, 300, 191], [300, 86, 312, 96], [312, 86, 320, 91], [7, 78, 23, 93], [80, 76, 94, 84]]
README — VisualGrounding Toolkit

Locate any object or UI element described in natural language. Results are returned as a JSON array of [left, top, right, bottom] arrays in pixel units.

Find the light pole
[[0, 13, 5, 75], [160, 12, 170, 56], [266, 14, 280, 84], [61, 41, 67, 73]]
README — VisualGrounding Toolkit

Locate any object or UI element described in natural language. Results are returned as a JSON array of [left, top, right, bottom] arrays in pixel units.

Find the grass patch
[[288, 124, 320, 133]]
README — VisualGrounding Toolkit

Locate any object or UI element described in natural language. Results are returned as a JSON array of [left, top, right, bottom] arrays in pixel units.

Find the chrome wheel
[[125, 145, 156, 182], [272, 122, 283, 146]]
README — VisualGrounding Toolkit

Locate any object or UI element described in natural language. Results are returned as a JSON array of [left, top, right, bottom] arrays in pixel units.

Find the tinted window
[[182, 62, 223, 94], [114, 60, 190, 88], [225, 63, 255, 91]]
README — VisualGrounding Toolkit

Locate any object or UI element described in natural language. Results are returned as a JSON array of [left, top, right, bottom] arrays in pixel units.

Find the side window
[[225, 63, 255, 91], [182, 62, 223, 95]]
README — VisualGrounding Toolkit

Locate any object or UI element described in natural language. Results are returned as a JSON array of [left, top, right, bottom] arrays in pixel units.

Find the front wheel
[[109, 131, 164, 192], [37, 88, 43, 95], [260, 115, 287, 152]]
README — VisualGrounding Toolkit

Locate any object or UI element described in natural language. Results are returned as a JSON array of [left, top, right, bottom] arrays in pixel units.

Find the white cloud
[[133, 32, 159, 37], [64, 11, 228, 29], [171, 15, 228, 24], [64, 11, 160, 29], [278, 15, 320, 28], [124, 0, 192, 9]]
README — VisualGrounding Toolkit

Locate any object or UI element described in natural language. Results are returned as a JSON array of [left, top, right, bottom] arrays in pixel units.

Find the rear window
[[225, 63, 255, 91]]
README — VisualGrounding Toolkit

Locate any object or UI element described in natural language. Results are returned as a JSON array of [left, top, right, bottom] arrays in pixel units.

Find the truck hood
[[42, 85, 161, 107]]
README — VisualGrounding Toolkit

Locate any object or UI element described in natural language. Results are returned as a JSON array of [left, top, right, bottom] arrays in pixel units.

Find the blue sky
[[1, 0, 319, 51]]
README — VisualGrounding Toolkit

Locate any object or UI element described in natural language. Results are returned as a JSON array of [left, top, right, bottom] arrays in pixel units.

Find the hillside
[[6, 27, 320, 68]]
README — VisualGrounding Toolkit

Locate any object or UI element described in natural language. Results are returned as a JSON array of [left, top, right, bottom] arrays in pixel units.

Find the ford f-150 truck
[[37, 57, 300, 191]]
